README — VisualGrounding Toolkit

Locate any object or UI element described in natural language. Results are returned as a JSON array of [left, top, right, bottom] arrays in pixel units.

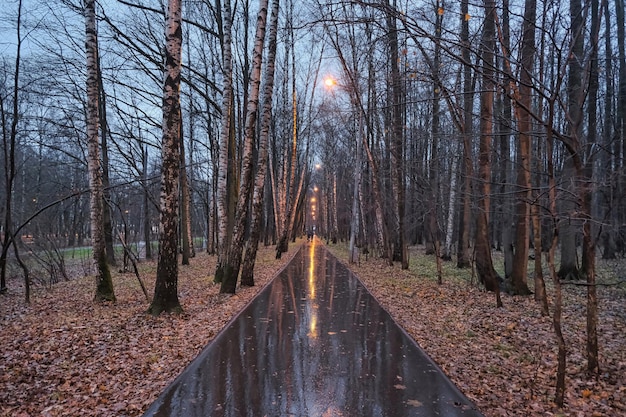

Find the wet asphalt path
[[142, 240, 484, 417]]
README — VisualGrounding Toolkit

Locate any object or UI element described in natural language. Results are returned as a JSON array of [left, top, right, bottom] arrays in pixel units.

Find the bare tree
[[385, 0, 408, 269], [220, 0, 270, 293], [0, 1, 22, 296], [507, 0, 535, 296], [240, 0, 280, 287], [179, 114, 193, 266], [148, 0, 183, 315], [215, 0, 235, 284], [457, 0, 474, 269], [276, 0, 299, 259], [475, 0, 502, 306], [85, 0, 115, 302]]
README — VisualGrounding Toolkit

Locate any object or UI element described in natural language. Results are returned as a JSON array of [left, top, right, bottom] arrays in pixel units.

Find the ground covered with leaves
[[1, 240, 625, 417], [0, 243, 299, 417], [327, 244, 626, 417]]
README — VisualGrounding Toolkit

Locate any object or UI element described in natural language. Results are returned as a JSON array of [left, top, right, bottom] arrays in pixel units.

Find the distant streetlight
[[324, 76, 336, 88]]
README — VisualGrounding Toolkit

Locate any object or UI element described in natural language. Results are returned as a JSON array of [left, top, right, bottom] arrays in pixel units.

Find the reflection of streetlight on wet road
[[307, 240, 318, 339]]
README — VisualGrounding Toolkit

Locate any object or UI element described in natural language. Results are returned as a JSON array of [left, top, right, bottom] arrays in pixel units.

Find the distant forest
[[0, 0, 623, 346]]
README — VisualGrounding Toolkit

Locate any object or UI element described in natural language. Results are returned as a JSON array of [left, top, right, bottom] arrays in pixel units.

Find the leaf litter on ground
[[326, 244, 626, 417], [1, 241, 625, 417], [0, 242, 299, 417]]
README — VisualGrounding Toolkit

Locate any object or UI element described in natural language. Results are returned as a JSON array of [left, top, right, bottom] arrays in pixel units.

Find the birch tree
[[215, 0, 234, 283], [276, 0, 298, 259], [220, 0, 269, 294], [240, 0, 280, 287], [148, 0, 183, 315], [85, 0, 115, 302]]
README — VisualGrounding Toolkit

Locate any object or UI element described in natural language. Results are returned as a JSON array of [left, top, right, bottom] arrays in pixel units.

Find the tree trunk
[[617, 0, 626, 257], [476, 0, 502, 306], [180, 110, 192, 266], [425, 2, 443, 259], [457, 0, 473, 269], [499, 0, 514, 280], [546, 109, 566, 408], [509, 0, 536, 296], [97, 57, 116, 268], [142, 145, 152, 259], [443, 151, 458, 260], [349, 113, 363, 264], [85, 0, 115, 303], [558, 0, 585, 281], [385, 0, 408, 269], [276, 3, 298, 259], [531, 188, 549, 316], [148, 0, 183, 315], [602, 0, 617, 260], [584, 0, 601, 375], [240, 0, 279, 287], [221, 0, 269, 293], [215, 0, 234, 284], [0, 0, 23, 295]]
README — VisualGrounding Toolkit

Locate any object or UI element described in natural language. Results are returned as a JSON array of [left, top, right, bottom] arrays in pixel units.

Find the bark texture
[[85, 0, 115, 303], [149, 0, 183, 315], [221, 0, 269, 293]]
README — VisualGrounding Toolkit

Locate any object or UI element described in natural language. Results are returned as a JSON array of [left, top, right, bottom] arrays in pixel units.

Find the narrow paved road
[[143, 239, 484, 417]]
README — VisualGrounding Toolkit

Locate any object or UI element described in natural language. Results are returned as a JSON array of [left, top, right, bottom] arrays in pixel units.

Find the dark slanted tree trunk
[[476, 0, 502, 306], [148, 0, 183, 315], [85, 0, 115, 303]]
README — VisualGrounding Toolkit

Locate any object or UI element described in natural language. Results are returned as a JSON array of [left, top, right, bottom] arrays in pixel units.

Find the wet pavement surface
[[142, 240, 484, 417]]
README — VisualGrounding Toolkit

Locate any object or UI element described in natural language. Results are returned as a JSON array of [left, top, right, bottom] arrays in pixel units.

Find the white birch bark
[[443, 153, 458, 260], [221, 0, 269, 293], [149, 0, 183, 314], [241, 0, 280, 286], [85, 0, 115, 302], [215, 0, 234, 281]]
